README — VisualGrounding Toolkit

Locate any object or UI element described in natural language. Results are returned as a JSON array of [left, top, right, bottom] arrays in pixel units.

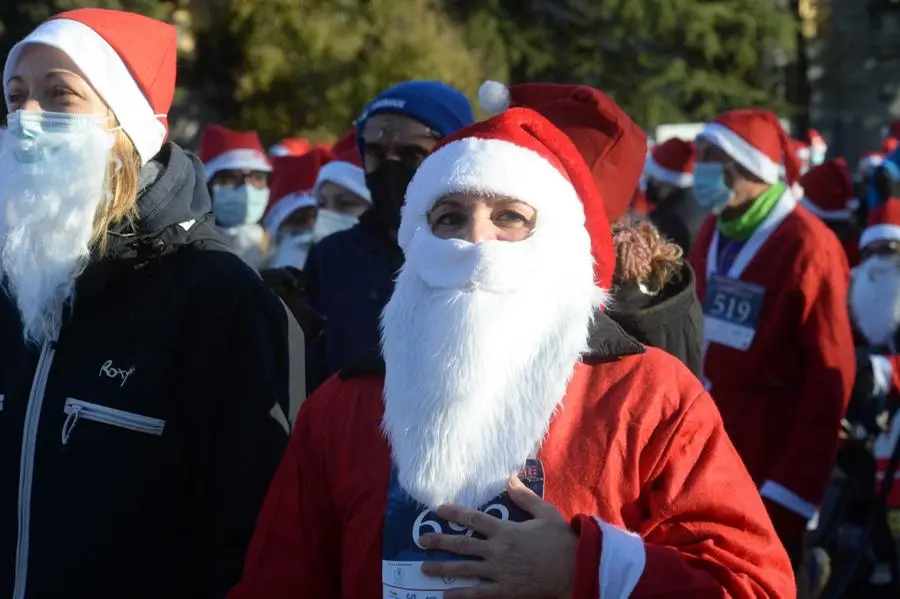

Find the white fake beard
[[850, 254, 900, 348], [381, 227, 604, 509], [0, 126, 114, 345]]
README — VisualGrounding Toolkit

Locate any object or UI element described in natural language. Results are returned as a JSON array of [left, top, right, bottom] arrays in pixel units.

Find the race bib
[[381, 459, 544, 599], [703, 274, 766, 351]]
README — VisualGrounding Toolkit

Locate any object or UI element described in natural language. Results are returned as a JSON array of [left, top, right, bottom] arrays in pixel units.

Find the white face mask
[[0, 110, 115, 345], [312, 208, 358, 242], [268, 230, 314, 269]]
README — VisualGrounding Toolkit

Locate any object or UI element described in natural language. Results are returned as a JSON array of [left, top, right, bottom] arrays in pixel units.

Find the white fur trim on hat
[[401, 137, 586, 252], [643, 157, 693, 188], [699, 122, 781, 184], [264, 192, 317, 235], [269, 144, 291, 157], [860, 224, 900, 249], [478, 80, 510, 115], [800, 198, 852, 221], [4, 19, 166, 165], [204, 149, 273, 182], [314, 160, 371, 204]]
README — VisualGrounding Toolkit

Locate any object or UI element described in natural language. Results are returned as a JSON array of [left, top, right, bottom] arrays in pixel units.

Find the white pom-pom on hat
[[478, 80, 510, 115]]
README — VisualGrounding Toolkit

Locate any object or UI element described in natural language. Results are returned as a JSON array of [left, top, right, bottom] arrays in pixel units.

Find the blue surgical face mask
[[692, 162, 734, 211], [810, 148, 826, 166], [213, 184, 269, 228], [5, 110, 113, 163]]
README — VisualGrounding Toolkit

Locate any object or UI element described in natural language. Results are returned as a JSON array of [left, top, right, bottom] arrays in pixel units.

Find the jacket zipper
[[13, 341, 56, 599], [61, 398, 165, 444]]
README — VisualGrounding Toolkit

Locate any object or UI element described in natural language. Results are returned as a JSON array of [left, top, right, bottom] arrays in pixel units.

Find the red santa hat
[[263, 151, 331, 233], [330, 129, 363, 167], [699, 109, 800, 186], [312, 128, 370, 204], [808, 128, 826, 151], [403, 107, 614, 289], [644, 138, 694, 188], [799, 158, 854, 221], [198, 124, 272, 183], [269, 137, 312, 158], [3, 8, 176, 165], [861, 198, 900, 249], [477, 80, 647, 224]]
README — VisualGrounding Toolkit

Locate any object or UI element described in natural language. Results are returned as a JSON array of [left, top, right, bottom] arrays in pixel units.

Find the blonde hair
[[612, 215, 684, 295], [90, 112, 142, 256]]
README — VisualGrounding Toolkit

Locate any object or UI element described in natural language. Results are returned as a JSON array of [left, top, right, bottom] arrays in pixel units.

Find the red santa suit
[[689, 110, 856, 553], [230, 108, 794, 599]]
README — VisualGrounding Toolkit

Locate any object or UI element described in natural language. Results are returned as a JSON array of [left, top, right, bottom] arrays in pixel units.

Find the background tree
[[1, 0, 799, 145], [445, 0, 795, 128]]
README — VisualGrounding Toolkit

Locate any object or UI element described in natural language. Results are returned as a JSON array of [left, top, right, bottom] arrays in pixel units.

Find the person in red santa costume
[[799, 158, 862, 268], [198, 124, 273, 268], [229, 108, 794, 599], [689, 109, 856, 565], [850, 198, 900, 402], [642, 137, 706, 253]]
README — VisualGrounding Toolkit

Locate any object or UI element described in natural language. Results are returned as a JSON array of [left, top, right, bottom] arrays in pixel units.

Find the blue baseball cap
[[355, 81, 474, 158]]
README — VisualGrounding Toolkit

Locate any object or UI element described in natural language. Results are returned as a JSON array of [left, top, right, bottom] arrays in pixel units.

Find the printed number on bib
[[703, 274, 765, 351], [381, 459, 544, 599]]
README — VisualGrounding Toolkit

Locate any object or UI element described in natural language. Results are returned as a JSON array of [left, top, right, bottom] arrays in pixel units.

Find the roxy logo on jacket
[[99, 360, 136, 388]]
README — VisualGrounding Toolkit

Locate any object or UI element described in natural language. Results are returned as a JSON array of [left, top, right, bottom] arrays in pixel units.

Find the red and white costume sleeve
[[229, 345, 794, 599]]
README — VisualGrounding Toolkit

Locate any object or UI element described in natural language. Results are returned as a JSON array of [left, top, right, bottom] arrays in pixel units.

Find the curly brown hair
[[611, 215, 683, 294]]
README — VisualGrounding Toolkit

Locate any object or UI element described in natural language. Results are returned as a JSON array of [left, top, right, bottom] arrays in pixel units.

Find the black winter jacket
[[608, 262, 704, 377], [0, 144, 304, 599]]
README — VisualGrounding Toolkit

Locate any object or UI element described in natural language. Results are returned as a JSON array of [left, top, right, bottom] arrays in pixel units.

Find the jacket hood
[[609, 261, 698, 334], [77, 143, 230, 303], [103, 142, 229, 259]]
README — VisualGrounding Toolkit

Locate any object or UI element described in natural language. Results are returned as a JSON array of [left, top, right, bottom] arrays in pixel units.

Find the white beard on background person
[[381, 221, 604, 510], [850, 253, 900, 348], [0, 122, 114, 345]]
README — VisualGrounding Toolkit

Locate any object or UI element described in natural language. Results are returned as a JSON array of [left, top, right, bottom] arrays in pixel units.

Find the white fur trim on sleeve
[[860, 224, 900, 250], [800, 198, 852, 221], [643, 157, 693, 188], [870, 355, 894, 397], [203, 149, 273, 182], [759, 480, 817, 519], [593, 518, 646, 599], [400, 137, 585, 252], [699, 122, 781, 184], [4, 19, 166, 165]]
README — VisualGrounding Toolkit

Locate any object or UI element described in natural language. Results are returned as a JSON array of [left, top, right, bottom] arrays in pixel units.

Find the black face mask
[[365, 160, 419, 233]]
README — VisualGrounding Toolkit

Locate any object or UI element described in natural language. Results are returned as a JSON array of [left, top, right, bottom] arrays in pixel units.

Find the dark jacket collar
[[340, 310, 645, 379], [74, 143, 230, 305]]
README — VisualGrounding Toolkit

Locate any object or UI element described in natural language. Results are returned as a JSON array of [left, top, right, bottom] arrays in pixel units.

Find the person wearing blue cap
[[302, 81, 475, 391]]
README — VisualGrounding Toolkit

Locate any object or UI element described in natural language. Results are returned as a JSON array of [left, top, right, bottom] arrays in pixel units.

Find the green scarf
[[717, 183, 785, 241]]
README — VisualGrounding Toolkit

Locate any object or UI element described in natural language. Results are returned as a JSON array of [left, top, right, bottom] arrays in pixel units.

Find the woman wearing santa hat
[[230, 108, 793, 598], [0, 9, 303, 599], [688, 108, 856, 565]]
